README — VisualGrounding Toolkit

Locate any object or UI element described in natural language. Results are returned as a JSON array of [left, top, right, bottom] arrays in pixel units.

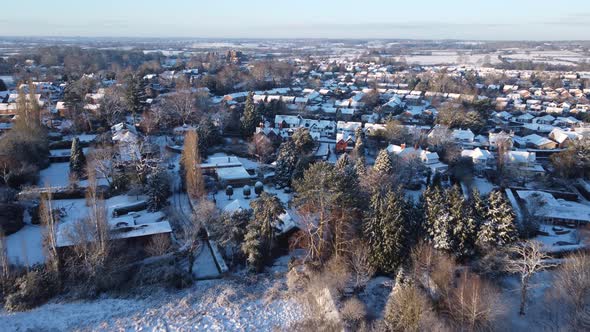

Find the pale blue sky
[[2, 0, 589, 40]]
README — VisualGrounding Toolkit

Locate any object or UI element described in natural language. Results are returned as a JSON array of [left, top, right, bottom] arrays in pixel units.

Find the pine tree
[[336, 155, 361, 210], [146, 168, 171, 211], [241, 92, 260, 137], [478, 190, 518, 248], [124, 74, 144, 124], [447, 186, 477, 259], [353, 126, 365, 157], [69, 137, 86, 177], [364, 189, 409, 274], [242, 222, 264, 272], [250, 192, 285, 257], [292, 128, 314, 154], [243, 193, 285, 271], [424, 185, 453, 251], [274, 141, 298, 187], [335, 153, 352, 171], [373, 149, 393, 175], [355, 156, 367, 177], [471, 189, 487, 225]]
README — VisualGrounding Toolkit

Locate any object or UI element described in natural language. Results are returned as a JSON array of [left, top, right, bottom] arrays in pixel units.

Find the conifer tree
[[353, 126, 365, 157], [274, 141, 298, 187], [364, 189, 409, 274], [423, 185, 452, 251], [336, 154, 361, 209], [373, 149, 393, 175], [471, 189, 487, 225], [478, 190, 518, 248], [355, 156, 367, 177], [146, 167, 171, 211], [69, 137, 86, 177], [241, 92, 260, 137], [124, 74, 144, 124], [242, 221, 264, 271], [243, 193, 284, 271], [335, 153, 352, 171], [447, 186, 477, 259]]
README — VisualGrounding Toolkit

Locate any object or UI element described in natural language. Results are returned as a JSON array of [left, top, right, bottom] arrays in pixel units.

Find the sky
[[2, 0, 590, 40]]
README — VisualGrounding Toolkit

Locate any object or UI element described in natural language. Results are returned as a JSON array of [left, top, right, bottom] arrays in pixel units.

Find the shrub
[[4, 268, 59, 311], [341, 297, 367, 325]]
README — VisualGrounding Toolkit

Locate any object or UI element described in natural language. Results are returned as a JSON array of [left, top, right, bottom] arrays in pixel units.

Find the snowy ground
[[471, 176, 496, 196], [498, 270, 557, 331], [534, 224, 584, 254], [0, 257, 306, 331], [39, 162, 110, 188], [5, 224, 45, 267]]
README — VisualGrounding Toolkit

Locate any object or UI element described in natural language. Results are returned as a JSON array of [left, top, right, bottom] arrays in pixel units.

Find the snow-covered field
[[0, 258, 306, 331]]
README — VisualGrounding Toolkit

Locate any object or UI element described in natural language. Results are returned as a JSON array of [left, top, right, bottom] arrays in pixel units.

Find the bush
[[384, 283, 436, 332], [341, 297, 367, 325], [4, 268, 59, 311]]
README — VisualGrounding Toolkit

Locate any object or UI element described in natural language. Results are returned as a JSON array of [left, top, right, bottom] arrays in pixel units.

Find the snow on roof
[[506, 150, 535, 164], [201, 156, 242, 169], [550, 128, 581, 144], [523, 134, 555, 147], [452, 128, 475, 142], [216, 166, 252, 181], [461, 148, 493, 160], [516, 190, 590, 223], [223, 199, 252, 214]]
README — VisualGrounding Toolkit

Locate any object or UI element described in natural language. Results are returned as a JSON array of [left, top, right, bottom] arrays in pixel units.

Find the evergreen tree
[[124, 74, 145, 124], [373, 149, 393, 175], [243, 193, 285, 271], [335, 153, 352, 171], [478, 190, 518, 248], [355, 155, 367, 176], [471, 189, 487, 225], [241, 92, 260, 137], [274, 141, 298, 187], [146, 168, 171, 211], [424, 185, 453, 251], [447, 186, 477, 259], [336, 154, 362, 210], [292, 128, 314, 154], [364, 189, 410, 274], [408, 196, 426, 246], [69, 137, 86, 177], [353, 126, 365, 158], [242, 221, 264, 272]]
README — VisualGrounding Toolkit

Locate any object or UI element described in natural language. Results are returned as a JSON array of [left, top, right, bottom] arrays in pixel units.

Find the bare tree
[[248, 134, 274, 164], [88, 145, 116, 187], [164, 90, 197, 125], [145, 234, 172, 257], [40, 189, 61, 277], [384, 281, 438, 332], [97, 86, 125, 126], [64, 167, 112, 289], [446, 271, 504, 331], [553, 252, 590, 328], [0, 230, 9, 284], [347, 240, 375, 290], [506, 241, 554, 316]]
